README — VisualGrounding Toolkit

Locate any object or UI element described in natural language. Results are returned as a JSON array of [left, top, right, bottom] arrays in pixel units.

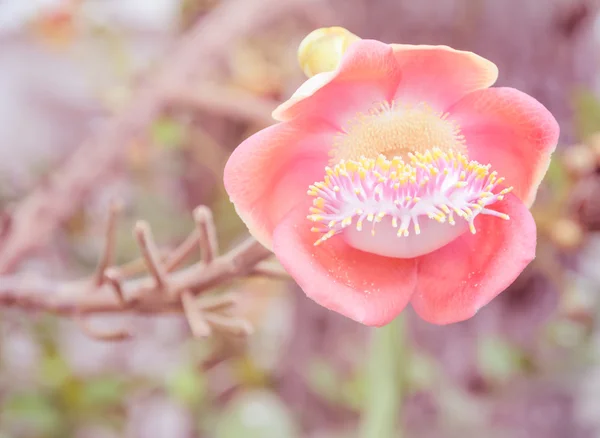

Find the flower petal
[[273, 39, 401, 128], [391, 44, 498, 109], [224, 118, 334, 248], [448, 87, 560, 206], [272, 203, 417, 326], [410, 193, 536, 325]]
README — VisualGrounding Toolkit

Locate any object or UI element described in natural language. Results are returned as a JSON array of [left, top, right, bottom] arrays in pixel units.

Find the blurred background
[[1, 0, 600, 437]]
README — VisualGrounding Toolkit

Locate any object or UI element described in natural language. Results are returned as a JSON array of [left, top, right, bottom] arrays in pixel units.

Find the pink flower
[[224, 30, 559, 326]]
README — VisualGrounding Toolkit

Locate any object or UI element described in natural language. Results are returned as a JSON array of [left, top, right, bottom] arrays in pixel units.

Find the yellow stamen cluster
[[307, 148, 513, 246]]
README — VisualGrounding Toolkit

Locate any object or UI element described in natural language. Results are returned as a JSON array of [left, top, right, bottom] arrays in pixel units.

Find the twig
[[181, 290, 212, 337], [164, 230, 201, 272], [0, 231, 272, 316], [196, 292, 238, 312], [204, 313, 253, 336], [251, 260, 290, 280], [194, 206, 218, 264], [93, 200, 122, 286], [134, 221, 168, 289], [76, 316, 132, 342], [103, 268, 127, 306], [167, 82, 277, 126], [113, 250, 171, 278]]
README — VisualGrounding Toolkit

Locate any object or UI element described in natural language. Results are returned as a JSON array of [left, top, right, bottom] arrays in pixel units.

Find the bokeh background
[[1, 0, 600, 437]]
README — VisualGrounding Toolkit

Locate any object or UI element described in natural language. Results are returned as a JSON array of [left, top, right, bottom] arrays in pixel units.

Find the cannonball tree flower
[[224, 27, 559, 326]]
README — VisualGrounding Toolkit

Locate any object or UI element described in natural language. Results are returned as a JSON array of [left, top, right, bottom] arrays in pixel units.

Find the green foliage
[[2, 392, 63, 436], [572, 88, 600, 139], [151, 117, 187, 150], [405, 352, 438, 391], [544, 156, 569, 193], [477, 337, 525, 384], [166, 365, 207, 405], [306, 358, 340, 403], [80, 377, 126, 409], [39, 355, 71, 389], [306, 357, 366, 411], [214, 390, 299, 438]]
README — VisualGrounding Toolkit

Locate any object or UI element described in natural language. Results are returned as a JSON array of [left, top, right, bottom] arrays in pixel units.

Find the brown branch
[[134, 221, 168, 290], [196, 292, 238, 311], [113, 250, 171, 278], [0, 234, 272, 316], [76, 316, 132, 342], [0, 202, 275, 342], [194, 206, 218, 264], [93, 200, 122, 286], [167, 82, 277, 126], [251, 260, 290, 280], [103, 268, 127, 306], [181, 290, 212, 337], [164, 230, 200, 272], [0, 0, 321, 275], [203, 313, 254, 336]]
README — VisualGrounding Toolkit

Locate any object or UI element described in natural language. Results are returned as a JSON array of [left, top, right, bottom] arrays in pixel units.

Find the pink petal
[[224, 118, 334, 248], [391, 44, 498, 109], [410, 193, 536, 325], [272, 39, 401, 128], [272, 203, 417, 326], [448, 87, 560, 206]]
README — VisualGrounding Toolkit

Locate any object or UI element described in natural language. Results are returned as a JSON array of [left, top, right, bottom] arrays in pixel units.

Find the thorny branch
[[0, 0, 317, 340], [0, 205, 285, 340]]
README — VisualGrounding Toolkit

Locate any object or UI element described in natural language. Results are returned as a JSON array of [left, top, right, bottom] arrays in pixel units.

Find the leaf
[[166, 366, 207, 405], [544, 156, 569, 193], [339, 371, 365, 411], [2, 393, 63, 434], [214, 390, 299, 438], [477, 337, 523, 383], [305, 358, 340, 403], [81, 377, 126, 407], [39, 355, 71, 389], [406, 352, 437, 391], [572, 88, 600, 139], [151, 117, 186, 149]]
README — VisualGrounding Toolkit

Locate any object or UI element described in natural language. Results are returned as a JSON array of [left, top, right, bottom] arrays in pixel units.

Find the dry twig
[[0, 205, 277, 340], [194, 206, 219, 264], [251, 260, 291, 280], [167, 82, 277, 126]]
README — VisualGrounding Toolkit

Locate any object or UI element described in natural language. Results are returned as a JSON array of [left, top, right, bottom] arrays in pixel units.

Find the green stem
[[358, 315, 406, 438]]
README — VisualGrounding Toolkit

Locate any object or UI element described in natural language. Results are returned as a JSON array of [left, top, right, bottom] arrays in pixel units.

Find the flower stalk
[[359, 315, 406, 438]]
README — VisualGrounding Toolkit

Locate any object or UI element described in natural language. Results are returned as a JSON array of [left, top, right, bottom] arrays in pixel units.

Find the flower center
[[307, 149, 513, 258], [330, 101, 467, 163]]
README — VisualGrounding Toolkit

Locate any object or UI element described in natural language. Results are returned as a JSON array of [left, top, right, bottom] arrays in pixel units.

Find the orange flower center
[[330, 101, 467, 163]]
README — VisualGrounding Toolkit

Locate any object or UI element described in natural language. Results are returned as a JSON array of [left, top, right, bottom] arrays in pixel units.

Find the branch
[[133, 221, 168, 290], [251, 260, 290, 280], [93, 200, 122, 286], [0, 238, 271, 315], [167, 82, 277, 126], [194, 205, 219, 264], [0, 0, 320, 275], [0, 205, 278, 339]]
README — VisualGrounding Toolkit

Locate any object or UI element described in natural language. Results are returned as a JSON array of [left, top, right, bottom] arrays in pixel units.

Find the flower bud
[[297, 27, 361, 78]]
